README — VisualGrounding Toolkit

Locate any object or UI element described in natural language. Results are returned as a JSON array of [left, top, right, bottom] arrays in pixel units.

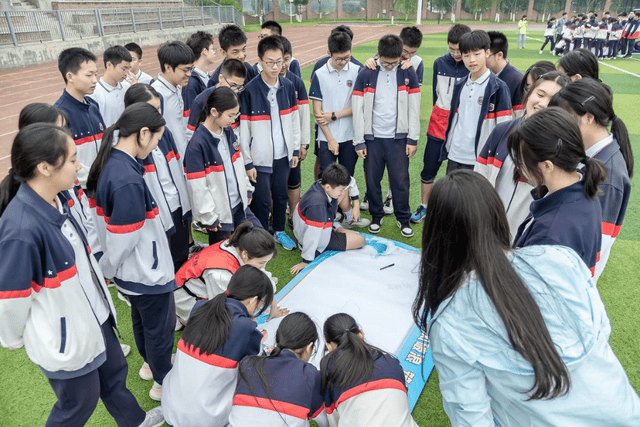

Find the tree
[[394, 0, 420, 19]]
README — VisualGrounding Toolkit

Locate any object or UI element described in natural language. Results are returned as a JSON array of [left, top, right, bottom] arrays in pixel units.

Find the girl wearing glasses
[[184, 86, 261, 245]]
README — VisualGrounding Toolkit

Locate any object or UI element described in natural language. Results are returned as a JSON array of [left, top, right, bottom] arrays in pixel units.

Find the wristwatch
[[331, 112, 337, 121]]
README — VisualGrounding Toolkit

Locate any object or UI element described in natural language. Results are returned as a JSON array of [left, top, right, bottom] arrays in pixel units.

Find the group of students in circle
[[0, 19, 639, 427]]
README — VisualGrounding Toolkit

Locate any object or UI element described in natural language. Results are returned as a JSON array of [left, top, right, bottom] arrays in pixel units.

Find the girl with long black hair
[[320, 313, 417, 427], [228, 312, 328, 426], [509, 107, 606, 275], [413, 169, 640, 426], [162, 265, 274, 427]]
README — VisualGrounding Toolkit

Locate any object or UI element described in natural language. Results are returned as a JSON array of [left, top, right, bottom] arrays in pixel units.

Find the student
[[184, 86, 259, 245], [89, 45, 132, 127], [574, 15, 587, 50], [607, 18, 624, 59], [0, 123, 163, 427], [239, 36, 301, 251], [540, 17, 557, 53], [86, 103, 175, 402], [519, 60, 555, 99], [411, 23, 470, 224], [585, 13, 599, 50], [475, 71, 570, 242], [413, 169, 640, 426], [151, 41, 194, 158], [550, 78, 633, 281], [321, 313, 418, 426], [441, 31, 512, 173], [162, 265, 274, 427], [557, 48, 599, 80], [124, 84, 192, 272], [618, 12, 632, 56], [53, 47, 106, 188], [257, 20, 302, 77], [352, 34, 421, 238], [517, 15, 528, 49], [509, 107, 606, 275], [555, 12, 568, 47], [207, 24, 258, 88], [291, 164, 366, 274], [621, 11, 639, 58], [309, 30, 361, 179], [125, 42, 154, 85], [595, 18, 609, 58], [174, 221, 281, 323], [184, 31, 217, 115], [486, 31, 524, 117], [562, 16, 577, 54], [229, 312, 328, 426]]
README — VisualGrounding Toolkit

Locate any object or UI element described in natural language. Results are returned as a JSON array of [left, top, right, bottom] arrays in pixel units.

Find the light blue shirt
[[372, 62, 398, 139], [428, 245, 640, 427]]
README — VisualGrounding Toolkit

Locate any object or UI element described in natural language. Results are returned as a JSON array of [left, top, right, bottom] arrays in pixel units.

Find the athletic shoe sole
[[397, 221, 414, 238], [368, 218, 383, 234]]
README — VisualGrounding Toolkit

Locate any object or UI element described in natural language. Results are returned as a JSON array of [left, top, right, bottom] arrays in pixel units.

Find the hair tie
[[611, 115, 618, 123], [275, 342, 283, 349], [583, 155, 590, 163], [8, 169, 14, 176], [224, 290, 230, 296], [555, 138, 563, 157]]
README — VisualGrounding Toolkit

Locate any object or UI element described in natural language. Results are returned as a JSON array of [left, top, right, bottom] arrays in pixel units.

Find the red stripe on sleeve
[[165, 151, 177, 163], [187, 123, 196, 131], [106, 220, 145, 234], [143, 164, 157, 175], [325, 378, 407, 414], [280, 105, 299, 116], [186, 171, 206, 180], [476, 156, 488, 165], [240, 114, 271, 121], [602, 221, 621, 237], [298, 99, 309, 105], [178, 339, 238, 368], [183, 109, 190, 118], [408, 87, 421, 94], [363, 87, 375, 94], [352, 90, 364, 97], [232, 394, 310, 419], [297, 205, 332, 229]]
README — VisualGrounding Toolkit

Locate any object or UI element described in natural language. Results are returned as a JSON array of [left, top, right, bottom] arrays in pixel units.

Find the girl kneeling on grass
[[229, 312, 329, 426], [162, 265, 274, 427], [413, 169, 640, 426], [320, 313, 418, 427]]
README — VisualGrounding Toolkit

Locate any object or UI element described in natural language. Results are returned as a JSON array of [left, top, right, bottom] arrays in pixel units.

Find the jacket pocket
[[152, 241, 158, 269], [59, 317, 67, 353]]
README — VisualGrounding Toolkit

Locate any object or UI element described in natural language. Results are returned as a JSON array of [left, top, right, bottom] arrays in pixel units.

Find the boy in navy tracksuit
[[607, 18, 624, 58], [487, 31, 524, 117], [352, 34, 421, 238], [207, 24, 257, 88], [53, 48, 106, 189], [239, 36, 301, 251], [183, 31, 217, 116], [622, 12, 639, 58]]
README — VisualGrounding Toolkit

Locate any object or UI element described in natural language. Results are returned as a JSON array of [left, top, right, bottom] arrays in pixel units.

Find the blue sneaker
[[410, 205, 427, 224], [274, 231, 297, 251]]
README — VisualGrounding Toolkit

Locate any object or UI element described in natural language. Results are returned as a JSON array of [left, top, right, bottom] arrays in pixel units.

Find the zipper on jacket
[[152, 241, 158, 269], [59, 317, 67, 353]]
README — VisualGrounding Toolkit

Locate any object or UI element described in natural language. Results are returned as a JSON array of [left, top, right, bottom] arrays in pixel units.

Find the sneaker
[[287, 215, 293, 231], [117, 291, 131, 307], [341, 217, 371, 229], [410, 205, 427, 224], [149, 381, 162, 401], [335, 211, 343, 222], [139, 406, 164, 427], [539, 50, 543, 54], [191, 222, 208, 234], [274, 231, 297, 251], [360, 195, 369, 211], [188, 241, 206, 258], [120, 343, 131, 357], [139, 362, 153, 381], [397, 221, 414, 238], [383, 196, 394, 215], [368, 217, 383, 234]]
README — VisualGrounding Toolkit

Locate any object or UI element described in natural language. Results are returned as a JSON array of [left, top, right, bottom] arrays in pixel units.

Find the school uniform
[[496, 62, 524, 118], [622, 18, 640, 57], [541, 21, 557, 51], [0, 184, 145, 426], [554, 39, 567, 55], [239, 75, 301, 232], [88, 77, 131, 127], [309, 60, 362, 178], [152, 75, 189, 156], [585, 19, 599, 49], [352, 62, 421, 224], [289, 57, 302, 78], [474, 118, 533, 242], [324, 351, 417, 427], [596, 22, 609, 58], [587, 135, 631, 282], [66, 183, 103, 259], [94, 148, 176, 384], [421, 52, 470, 184], [229, 349, 328, 427], [608, 23, 624, 58], [285, 69, 310, 192], [162, 298, 263, 427], [134, 68, 154, 85], [409, 54, 424, 86], [182, 66, 209, 120], [574, 21, 586, 49], [514, 174, 602, 275], [562, 21, 576, 53], [207, 59, 258, 88], [54, 89, 106, 188]]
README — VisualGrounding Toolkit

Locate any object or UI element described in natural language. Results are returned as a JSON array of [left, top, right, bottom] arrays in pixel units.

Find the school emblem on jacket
[[347, 80, 353, 87], [233, 140, 240, 150], [477, 96, 484, 106], [100, 123, 104, 131], [488, 103, 495, 112], [405, 78, 410, 85]]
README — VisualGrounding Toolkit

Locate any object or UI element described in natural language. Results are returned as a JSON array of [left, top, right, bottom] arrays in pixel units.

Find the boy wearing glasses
[[89, 45, 133, 127], [152, 41, 195, 156], [207, 24, 257, 89], [183, 31, 217, 119], [352, 34, 421, 238], [239, 36, 301, 251]]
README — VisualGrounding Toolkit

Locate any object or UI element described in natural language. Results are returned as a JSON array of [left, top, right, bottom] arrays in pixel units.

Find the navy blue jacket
[[498, 62, 524, 114], [182, 72, 208, 118]]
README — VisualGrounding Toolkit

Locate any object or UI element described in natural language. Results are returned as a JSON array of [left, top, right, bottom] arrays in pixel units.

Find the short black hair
[[377, 34, 403, 59], [328, 31, 352, 54], [278, 35, 293, 56], [562, 11, 567, 15], [58, 47, 97, 84], [218, 24, 248, 51], [220, 58, 247, 79], [261, 20, 282, 35], [124, 42, 143, 59], [321, 164, 350, 187], [522, 14, 527, 18], [447, 24, 471, 45], [157, 41, 194, 72], [487, 31, 509, 59], [399, 26, 423, 48], [103, 45, 132, 68], [258, 35, 284, 59], [459, 30, 491, 54], [186, 31, 214, 61], [604, 11, 610, 14], [331, 25, 354, 42], [619, 12, 627, 17], [549, 17, 556, 21]]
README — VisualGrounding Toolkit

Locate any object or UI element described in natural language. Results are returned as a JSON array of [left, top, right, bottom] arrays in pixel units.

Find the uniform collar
[[98, 77, 122, 93], [260, 74, 280, 90], [156, 74, 181, 94], [327, 60, 350, 74], [529, 172, 586, 215], [111, 148, 145, 174], [466, 69, 491, 86], [586, 133, 614, 157], [61, 89, 91, 110], [15, 183, 68, 226]]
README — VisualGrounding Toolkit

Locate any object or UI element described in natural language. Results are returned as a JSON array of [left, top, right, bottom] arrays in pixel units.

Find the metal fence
[[0, 6, 243, 46]]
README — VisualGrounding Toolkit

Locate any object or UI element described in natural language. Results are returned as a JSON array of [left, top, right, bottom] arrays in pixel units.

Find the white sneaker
[[383, 196, 394, 215], [139, 362, 153, 381], [341, 218, 371, 229], [139, 406, 164, 427], [117, 291, 131, 307], [149, 381, 162, 401], [539, 50, 543, 54], [360, 196, 369, 211], [120, 343, 131, 358]]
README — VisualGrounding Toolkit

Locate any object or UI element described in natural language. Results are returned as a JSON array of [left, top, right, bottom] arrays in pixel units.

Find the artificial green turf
[[1, 31, 639, 426]]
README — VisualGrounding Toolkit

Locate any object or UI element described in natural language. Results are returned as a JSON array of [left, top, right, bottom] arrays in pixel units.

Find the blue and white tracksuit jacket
[[286, 69, 311, 149], [239, 75, 301, 172], [441, 72, 513, 162], [0, 184, 117, 379], [293, 180, 338, 263], [93, 149, 176, 293], [352, 64, 421, 150], [66, 183, 102, 257], [622, 18, 640, 40], [54, 89, 106, 188], [229, 349, 329, 427], [182, 71, 208, 118], [497, 62, 524, 118], [162, 298, 263, 427]]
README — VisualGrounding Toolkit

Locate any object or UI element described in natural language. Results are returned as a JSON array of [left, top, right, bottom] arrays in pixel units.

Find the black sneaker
[[397, 221, 414, 238], [368, 217, 383, 234]]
